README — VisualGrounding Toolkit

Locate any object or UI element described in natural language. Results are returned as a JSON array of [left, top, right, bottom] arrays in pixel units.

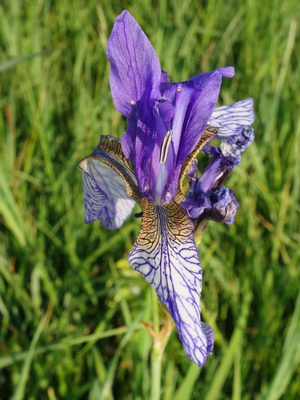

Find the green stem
[[150, 288, 162, 400], [152, 287, 160, 335], [151, 354, 162, 400]]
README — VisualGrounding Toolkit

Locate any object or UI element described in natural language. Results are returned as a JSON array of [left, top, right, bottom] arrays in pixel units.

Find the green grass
[[0, 0, 300, 399]]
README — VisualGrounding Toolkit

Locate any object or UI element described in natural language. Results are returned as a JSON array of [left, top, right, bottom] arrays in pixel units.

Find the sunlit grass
[[0, 0, 299, 399]]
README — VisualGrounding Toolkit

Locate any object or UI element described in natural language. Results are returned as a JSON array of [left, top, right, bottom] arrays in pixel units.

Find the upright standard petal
[[106, 10, 161, 118], [107, 10, 164, 196], [174, 67, 235, 169], [128, 199, 213, 366], [154, 67, 235, 201], [78, 136, 139, 229]]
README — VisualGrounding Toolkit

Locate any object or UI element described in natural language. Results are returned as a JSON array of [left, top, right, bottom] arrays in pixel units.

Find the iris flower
[[79, 10, 254, 367]]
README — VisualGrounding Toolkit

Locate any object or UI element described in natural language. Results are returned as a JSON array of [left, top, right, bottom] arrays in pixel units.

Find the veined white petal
[[207, 98, 254, 137], [128, 200, 213, 366], [80, 158, 135, 230], [79, 135, 139, 230], [82, 172, 107, 223]]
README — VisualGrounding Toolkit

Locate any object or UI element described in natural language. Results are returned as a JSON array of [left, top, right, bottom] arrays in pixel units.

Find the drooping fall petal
[[128, 199, 213, 366], [80, 163, 134, 229], [78, 135, 140, 229]]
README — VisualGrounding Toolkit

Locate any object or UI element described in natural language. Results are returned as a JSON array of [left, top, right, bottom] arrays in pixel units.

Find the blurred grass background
[[0, 0, 299, 399]]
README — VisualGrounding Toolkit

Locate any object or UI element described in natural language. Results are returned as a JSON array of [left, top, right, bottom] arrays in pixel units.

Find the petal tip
[[220, 66, 235, 78], [112, 9, 132, 24]]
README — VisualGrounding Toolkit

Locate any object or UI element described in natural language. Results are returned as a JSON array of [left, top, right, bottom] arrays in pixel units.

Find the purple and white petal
[[78, 135, 139, 229], [207, 98, 254, 137], [221, 128, 254, 166], [201, 322, 214, 354], [82, 172, 107, 223], [128, 200, 213, 366], [79, 158, 135, 230], [89, 135, 141, 203]]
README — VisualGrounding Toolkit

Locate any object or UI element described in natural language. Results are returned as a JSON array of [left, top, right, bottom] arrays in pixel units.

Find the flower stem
[[152, 287, 160, 335], [151, 354, 162, 400], [150, 288, 162, 400]]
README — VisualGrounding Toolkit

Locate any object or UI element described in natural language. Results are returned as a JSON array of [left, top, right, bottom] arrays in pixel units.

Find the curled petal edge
[[174, 129, 217, 203]]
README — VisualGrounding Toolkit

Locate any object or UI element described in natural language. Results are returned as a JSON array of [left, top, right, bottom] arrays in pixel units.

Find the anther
[[159, 130, 173, 163]]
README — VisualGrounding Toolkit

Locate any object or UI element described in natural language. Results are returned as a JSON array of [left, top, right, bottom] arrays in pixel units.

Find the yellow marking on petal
[[136, 198, 195, 252], [174, 129, 217, 203]]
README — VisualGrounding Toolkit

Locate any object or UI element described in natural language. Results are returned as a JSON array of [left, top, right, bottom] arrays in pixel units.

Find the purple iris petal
[[148, 101, 175, 202], [78, 135, 138, 230], [156, 68, 235, 202], [180, 194, 211, 219], [212, 187, 240, 225], [187, 159, 198, 183], [182, 112, 254, 223], [181, 145, 237, 221], [193, 147, 234, 193], [106, 10, 161, 119], [160, 68, 171, 92], [107, 10, 163, 196], [196, 187, 239, 228], [174, 68, 235, 167]]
